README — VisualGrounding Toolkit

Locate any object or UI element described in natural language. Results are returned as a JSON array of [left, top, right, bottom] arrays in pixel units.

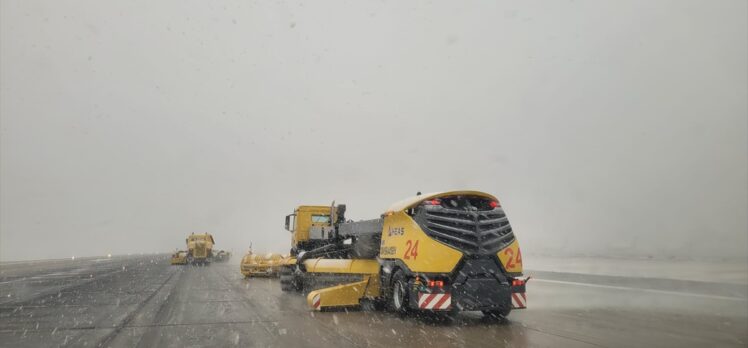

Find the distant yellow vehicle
[[170, 250, 188, 265], [186, 232, 215, 265], [213, 250, 232, 263], [240, 252, 285, 277]]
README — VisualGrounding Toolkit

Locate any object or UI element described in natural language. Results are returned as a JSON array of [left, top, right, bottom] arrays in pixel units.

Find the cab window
[[311, 215, 330, 223]]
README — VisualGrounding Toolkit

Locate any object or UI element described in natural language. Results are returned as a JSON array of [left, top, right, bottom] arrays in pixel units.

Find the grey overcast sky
[[1, 0, 746, 261]]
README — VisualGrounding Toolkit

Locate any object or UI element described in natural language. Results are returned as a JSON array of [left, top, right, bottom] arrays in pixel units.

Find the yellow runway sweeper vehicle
[[170, 250, 188, 265], [240, 252, 285, 277], [278, 191, 527, 317]]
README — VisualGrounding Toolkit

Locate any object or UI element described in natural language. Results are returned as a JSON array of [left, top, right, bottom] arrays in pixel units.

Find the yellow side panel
[[497, 239, 523, 274], [293, 209, 311, 245], [364, 274, 380, 298], [303, 258, 379, 274], [379, 211, 463, 273]]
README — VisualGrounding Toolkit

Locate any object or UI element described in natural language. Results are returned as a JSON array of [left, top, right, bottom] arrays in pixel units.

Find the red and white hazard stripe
[[312, 294, 321, 311], [511, 292, 526, 309], [417, 292, 451, 310]]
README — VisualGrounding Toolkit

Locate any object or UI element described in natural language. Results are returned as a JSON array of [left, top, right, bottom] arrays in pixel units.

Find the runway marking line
[[533, 278, 747, 302]]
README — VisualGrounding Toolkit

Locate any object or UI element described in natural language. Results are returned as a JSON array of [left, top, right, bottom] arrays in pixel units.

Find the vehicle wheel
[[280, 266, 303, 292], [280, 266, 294, 292], [388, 270, 410, 313]]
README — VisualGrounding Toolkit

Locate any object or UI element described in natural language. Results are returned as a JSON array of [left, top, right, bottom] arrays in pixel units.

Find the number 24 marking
[[503, 247, 522, 269], [404, 240, 419, 260]]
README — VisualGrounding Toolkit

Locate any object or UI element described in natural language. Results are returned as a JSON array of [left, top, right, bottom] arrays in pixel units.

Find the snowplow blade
[[306, 276, 378, 311], [303, 259, 381, 310]]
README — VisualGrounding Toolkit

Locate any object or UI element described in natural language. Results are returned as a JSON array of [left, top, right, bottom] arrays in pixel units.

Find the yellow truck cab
[[186, 232, 215, 265], [284, 206, 336, 255]]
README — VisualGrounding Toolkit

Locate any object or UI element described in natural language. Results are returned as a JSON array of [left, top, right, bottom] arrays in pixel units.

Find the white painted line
[[0, 269, 124, 285], [533, 278, 747, 302]]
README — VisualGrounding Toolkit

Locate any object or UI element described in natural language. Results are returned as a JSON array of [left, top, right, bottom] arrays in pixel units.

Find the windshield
[[311, 215, 331, 223]]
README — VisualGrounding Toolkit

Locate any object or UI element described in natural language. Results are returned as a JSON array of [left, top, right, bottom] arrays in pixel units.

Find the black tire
[[387, 270, 410, 313], [280, 266, 294, 292], [280, 266, 303, 292]]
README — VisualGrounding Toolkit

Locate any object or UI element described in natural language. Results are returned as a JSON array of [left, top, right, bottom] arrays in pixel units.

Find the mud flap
[[417, 292, 452, 310], [511, 277, 529, 309], [511, 292, 526, 309]]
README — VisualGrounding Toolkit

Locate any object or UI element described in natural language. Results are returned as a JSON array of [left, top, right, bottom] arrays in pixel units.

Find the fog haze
[[1, 0, 746, 261]]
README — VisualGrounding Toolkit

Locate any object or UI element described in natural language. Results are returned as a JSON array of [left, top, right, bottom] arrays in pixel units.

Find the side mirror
[[285, 214, 294, 232]]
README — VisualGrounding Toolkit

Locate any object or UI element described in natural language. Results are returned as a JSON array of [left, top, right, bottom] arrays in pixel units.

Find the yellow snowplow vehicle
[[279, 191, 527, 317], [170, 250, 188, 265], [186, 233, 215, 265], [240, 252, 285, 277]]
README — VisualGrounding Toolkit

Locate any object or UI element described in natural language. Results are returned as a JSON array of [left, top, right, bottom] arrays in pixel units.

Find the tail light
[[423, 198, 442, 206], [490, 200, 500, 208], [512, 279, 524, 286], [427, 280, 444, 288]]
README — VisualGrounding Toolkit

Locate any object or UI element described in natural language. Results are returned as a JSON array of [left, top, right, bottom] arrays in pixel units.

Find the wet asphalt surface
[[0, 255, 745, 347]]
